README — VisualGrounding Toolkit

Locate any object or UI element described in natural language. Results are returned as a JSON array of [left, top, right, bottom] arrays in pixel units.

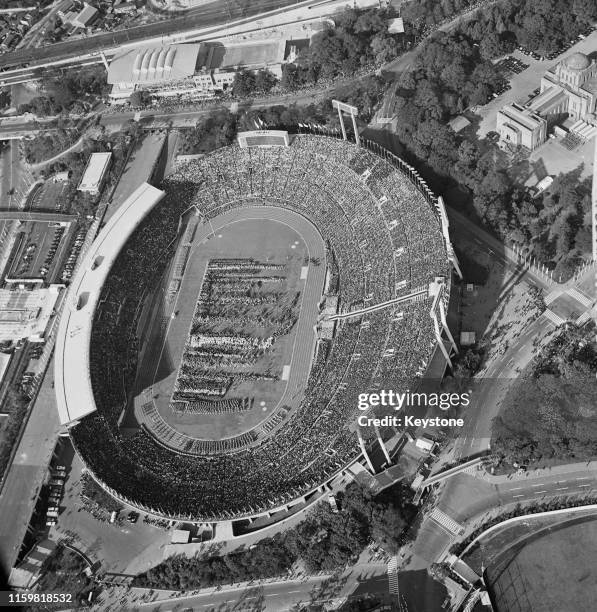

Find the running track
[[139, 205, 326, 452]]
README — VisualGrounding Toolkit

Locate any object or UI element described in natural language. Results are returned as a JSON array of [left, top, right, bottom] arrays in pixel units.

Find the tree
[[231, 70, 257, 98], [129, 89, 152, 107], [479, 32, 503, 59], [572, 0, 597, 21], [254, 69, 277, 93], [280, 64, 302, 90], [370, 33, 397, 64]]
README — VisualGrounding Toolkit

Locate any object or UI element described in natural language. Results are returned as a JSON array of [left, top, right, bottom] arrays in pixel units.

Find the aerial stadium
[[54, 123, 457, 523]]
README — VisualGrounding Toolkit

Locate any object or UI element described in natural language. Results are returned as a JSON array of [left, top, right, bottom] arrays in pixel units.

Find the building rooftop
[[78, 152, 112, 193], [198, 40, 285, 72], [107, 44, 201, 85], [76, 4, 98, 26], [0, 286, 61, 343], [499, 103, 545, 131], [528, 87, 568, 115], [564, 52, 591, 71]]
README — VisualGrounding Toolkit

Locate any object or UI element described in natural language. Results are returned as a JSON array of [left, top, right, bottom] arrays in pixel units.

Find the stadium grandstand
[[54, 183, 165, 426], [60, 131, 453, 522]]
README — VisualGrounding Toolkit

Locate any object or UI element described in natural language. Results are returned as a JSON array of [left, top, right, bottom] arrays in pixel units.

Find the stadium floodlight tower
[[428, 277, 458, 368], [435, 196, 463, 279], [332, 99, 361, 147]]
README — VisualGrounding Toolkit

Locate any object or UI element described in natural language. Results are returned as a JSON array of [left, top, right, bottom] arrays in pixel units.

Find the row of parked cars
[[517, 26, 596, 61], [46, 466, 67, 527], [61, 228, 87, 282], [497, 55, 529, 76], [39, 226, 66, 280]]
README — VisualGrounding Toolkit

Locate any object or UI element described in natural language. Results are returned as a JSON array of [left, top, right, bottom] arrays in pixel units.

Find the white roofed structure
[[78, 152, 112, 195], [54, 183, 165, 427], [107, 44, 201, 86], [0, 287, 61, 343]]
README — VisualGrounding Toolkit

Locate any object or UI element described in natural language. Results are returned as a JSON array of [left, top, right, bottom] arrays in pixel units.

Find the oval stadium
[[54, 130, 454, 522]]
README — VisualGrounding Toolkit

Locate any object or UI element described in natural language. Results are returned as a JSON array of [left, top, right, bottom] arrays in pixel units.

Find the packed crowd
[[171, 258, 297, 413], [72, 134, 449, 520]]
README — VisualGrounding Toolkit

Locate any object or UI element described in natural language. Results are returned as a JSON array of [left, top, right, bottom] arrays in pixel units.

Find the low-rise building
[[77, 152, 112, 195], [61, 2, 99, 30], [414, 436, 436, 453], [496, 103, 547, 150], [113, 1, 137, 15], [0, 286, 62, 344]]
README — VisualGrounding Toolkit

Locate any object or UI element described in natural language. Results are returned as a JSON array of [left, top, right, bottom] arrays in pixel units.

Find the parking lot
[[25, 180, 69, 213], [495, 55, 528, 79], [3, 221, 75, 283], [48, 442, 172, 576]]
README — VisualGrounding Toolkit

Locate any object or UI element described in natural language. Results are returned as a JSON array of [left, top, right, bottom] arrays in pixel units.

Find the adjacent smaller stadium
[[55, 127, 456, 523]]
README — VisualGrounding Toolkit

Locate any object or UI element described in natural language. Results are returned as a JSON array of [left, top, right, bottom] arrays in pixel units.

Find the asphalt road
[[0, 0, 314, 70], [454, 315, 554, 460], [0, 362, 62, 581], [409, 464, 597, 571], [0, 89, 331, 139]]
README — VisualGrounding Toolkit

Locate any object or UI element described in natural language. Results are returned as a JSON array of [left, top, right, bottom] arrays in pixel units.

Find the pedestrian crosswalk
[[430, 507, 464, 535], [544, 309, 565, 326], [568, 288, 592, 308], [387, 556, 399, 594]]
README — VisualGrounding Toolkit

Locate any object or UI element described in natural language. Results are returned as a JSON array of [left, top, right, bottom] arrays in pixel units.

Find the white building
[[497, 52, 597, 150], [77, 152, 112, 195], [536, 52, 597, 122], [415, 436, 436, 453], [496, 103, 547, 151], [0, 286, 62, 344]]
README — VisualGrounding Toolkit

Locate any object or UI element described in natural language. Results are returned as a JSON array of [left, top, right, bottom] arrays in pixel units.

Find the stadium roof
[[107, 44, 201, 85], [54, 182, 165, 427]]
